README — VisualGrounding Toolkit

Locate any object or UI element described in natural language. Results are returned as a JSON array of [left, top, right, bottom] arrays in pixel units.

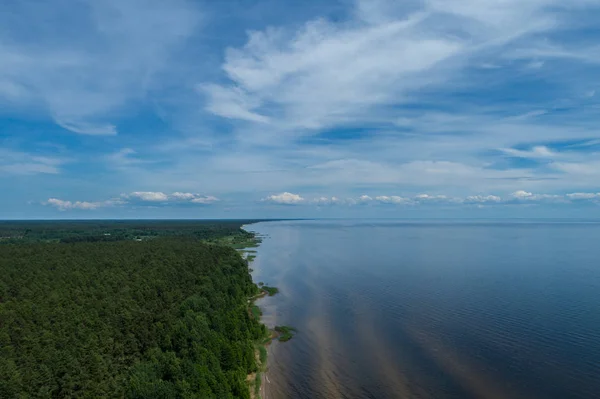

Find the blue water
[[248, 220, 600, 399]]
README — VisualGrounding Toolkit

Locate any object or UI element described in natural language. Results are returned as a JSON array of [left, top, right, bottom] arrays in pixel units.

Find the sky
[[2, 0, 600, 219]]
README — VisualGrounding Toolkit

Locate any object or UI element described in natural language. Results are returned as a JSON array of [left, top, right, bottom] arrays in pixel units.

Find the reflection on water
[[248, 220, 600, 399]]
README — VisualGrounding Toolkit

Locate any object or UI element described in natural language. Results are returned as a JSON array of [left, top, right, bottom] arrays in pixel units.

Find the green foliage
[[0, 237, 264, 398], [274, 326, 297, 342], [258, 346, 267, 366], [0, 220, 264, 244], [261, 286, 279, 296], [251, 305, 262, 320], [254, 373, 261, 396]]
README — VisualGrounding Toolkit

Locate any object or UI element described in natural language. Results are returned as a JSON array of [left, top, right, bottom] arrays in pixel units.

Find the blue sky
[[2, 0, 600, 219]]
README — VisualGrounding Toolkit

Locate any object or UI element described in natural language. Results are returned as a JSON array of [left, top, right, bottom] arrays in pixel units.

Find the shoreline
[[241, 224, 271, 399], [241, 222, 296, 398]]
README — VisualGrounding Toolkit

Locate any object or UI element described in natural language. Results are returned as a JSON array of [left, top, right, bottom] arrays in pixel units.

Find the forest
[[0, 221, 267, 398], [0, 220, 263, 244]]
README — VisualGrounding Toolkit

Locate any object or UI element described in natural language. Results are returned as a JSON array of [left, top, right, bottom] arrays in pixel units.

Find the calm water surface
[[247, 220, 600, 399]]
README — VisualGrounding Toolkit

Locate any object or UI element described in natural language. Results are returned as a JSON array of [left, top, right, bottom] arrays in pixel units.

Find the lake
[[247, 220, 600, 399]]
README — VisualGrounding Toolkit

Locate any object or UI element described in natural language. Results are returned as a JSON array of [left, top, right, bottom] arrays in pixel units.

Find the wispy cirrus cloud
[[500, 146, 556, 159], [202, 9, 463, 133], [0, 0, 202, 135], [0, 148, 66, 175], [187, 0, 600, 205], [54, 119, 117, 136], [566, 192, 600, 200], [4, 0, 600, 218], [201, 0, 584, 137]]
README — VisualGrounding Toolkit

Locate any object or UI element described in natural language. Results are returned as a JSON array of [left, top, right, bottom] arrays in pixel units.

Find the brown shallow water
[[248, 220, 600, 399]]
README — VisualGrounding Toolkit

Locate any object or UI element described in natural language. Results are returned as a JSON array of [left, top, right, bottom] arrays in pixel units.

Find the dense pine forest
[[0, 221, 267, 398], [0, 220, 263, 244]]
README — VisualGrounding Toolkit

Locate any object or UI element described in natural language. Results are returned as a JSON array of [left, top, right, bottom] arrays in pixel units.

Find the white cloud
[[127, 191, 169, 202], [190, 196, 219, 204], [375, 195, 412, 204], [1, 163, 60, 175], [202, 0, 571, 139], [104, 148, 159, 172], [123, 191, 220, 204], [171, 192, 197, 201], [203, 6, 465, 132], [43, 191, 219, 211], [510, 110, 548, 120], [552, 161, 600, 176], [566, 192, 600, 200], [0, 0, 201, 135], [415, 194, 449, 201], [311, 196, 342, 205], [271, 191, 600, 207], [174, 0, 600, 202], [55, 119, 117, 136], [510, 190, 563, 202], [500, 145, 556, 158], [199, 84, 270, 123], [46, 198, 104, 211], [0, 148, 66, 175], [512, 190, 534, 199], [170, 192, 219, 204], [465, 195, 502, 204], [5, 0, 600, 214], [264, 192, 305, 204], [43, 190, 600, 213], [264, 193, 460, 206]]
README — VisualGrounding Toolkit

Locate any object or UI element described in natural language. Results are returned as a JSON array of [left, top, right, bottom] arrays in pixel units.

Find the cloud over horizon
[[45, 192, 220, 211], [48, 189, 600, 212]]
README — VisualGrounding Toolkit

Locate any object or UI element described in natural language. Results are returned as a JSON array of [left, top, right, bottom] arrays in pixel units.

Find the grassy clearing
[[254, 372, 262, 396], [249, 326, 271, 398], [251, 305, 262, 320], [260, 336, 272, 345], [230, 237, 261, 249], [259, 346, 267, 365]]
